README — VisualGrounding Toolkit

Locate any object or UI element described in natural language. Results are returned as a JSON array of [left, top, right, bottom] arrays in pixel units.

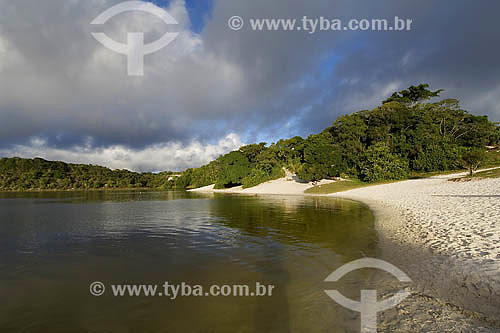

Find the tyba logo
[[91, 1, 179, 76], [324, 258, 412, 332]]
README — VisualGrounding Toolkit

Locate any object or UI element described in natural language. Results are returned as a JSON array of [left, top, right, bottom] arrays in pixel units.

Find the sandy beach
[[190, 178, 335, 195], [328, 171, 500, 327], [328, 171, 500, 262], [190, 170, 500, 329]]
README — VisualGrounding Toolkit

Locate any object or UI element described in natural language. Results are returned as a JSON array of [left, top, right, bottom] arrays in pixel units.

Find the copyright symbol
[[228, 16, 244, 31], [90, 281, 106, 296]]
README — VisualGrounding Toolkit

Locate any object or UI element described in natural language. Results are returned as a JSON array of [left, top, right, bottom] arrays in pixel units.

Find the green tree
[[297, 133, 343, 182], [459, 148, 486, 176], [360, 143, 410, 182], [214, 151, 251, 188], [383, 83, 442, 105]]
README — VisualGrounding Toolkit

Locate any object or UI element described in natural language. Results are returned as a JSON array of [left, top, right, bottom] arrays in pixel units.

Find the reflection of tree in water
[[207, 194, 378, 331], [209, 194, 378, 261], [0, 189, 200, 203]]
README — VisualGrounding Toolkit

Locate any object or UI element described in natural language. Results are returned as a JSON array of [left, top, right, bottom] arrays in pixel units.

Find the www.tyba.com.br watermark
[[90, 281, 275, 299], [228, 16, 413, 33]]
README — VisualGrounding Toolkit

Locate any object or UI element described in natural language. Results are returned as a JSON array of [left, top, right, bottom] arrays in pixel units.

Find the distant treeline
[[0, 158, 175, 191], [1, 84, 499, 191]]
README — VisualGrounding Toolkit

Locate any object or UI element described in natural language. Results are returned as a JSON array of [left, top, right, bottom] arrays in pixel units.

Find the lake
[[0, 191, 379, 332]]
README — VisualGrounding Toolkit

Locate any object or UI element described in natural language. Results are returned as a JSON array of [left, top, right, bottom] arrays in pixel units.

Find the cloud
[[0, 133, 244, 172], [0, 0, 247, 148], [0, 0, 499, 171]]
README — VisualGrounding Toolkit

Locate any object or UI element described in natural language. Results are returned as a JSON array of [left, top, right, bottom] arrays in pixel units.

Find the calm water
[[0, 191, 379, 332]]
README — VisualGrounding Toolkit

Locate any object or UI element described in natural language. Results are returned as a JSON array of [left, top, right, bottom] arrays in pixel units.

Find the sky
[[0, 0, 499, 172]]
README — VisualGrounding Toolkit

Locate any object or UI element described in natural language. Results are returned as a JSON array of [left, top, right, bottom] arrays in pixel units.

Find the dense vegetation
[[1, 84, 499, 191], [175, 84, 499, 188], [0, 157, 176, 191]]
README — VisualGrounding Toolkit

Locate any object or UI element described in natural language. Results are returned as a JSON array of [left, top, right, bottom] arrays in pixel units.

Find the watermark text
[[228, 16, 413, 33], [90, 281, 275, 298]]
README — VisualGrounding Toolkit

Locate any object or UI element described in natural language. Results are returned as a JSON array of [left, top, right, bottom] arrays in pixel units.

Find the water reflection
[[0, 191, 378, 332], [209, 194, 377, 260], [0, 189, 199, 203]]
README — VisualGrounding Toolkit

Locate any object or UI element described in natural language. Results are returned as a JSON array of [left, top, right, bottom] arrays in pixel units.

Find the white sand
[[189, 177, 335, 195], [328, 169, 500, 318], [329, 171, 500, 264], [192, 169, 500, 266], [189, 169, 500, 318]]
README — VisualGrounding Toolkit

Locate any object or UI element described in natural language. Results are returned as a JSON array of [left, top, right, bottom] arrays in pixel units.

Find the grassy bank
[[304, 179, 398, 194], [306, 164, 500, 195]]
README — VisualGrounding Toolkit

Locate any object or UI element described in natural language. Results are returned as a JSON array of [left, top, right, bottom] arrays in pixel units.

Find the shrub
[[412, 143, 462, 172], [360, 142, 409, 182], [242, 166, 284, 188]]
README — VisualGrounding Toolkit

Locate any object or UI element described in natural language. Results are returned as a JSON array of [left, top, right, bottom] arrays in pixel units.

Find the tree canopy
[[383, 83, 443, 105], [1, 84, 499, 191]]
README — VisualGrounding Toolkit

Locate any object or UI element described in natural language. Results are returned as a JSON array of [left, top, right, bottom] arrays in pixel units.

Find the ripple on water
[[0, 191, 377, 332]]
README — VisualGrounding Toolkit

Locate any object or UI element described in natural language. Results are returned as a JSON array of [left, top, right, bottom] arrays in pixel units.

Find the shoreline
[[0, 187, 154, 193], [328, 174, 500, 321], [337, 195, 500, 328], [190, 170, 500, 326]]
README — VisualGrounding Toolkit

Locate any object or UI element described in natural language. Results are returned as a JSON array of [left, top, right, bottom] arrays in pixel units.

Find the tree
[[383, 84, 443, 106], [360, 142, 410, 182], [239, 143, 267, 163], [296, 133, 343, 182], [214, 151, 251, 188], [459, 148, 486, 176], [327, 111, 369, 176], [4, 84, 499, 192]]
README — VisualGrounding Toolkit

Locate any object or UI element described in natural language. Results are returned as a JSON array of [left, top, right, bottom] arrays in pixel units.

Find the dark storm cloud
[[0, 0, 499, 170], [205, 0, 500, 138]]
